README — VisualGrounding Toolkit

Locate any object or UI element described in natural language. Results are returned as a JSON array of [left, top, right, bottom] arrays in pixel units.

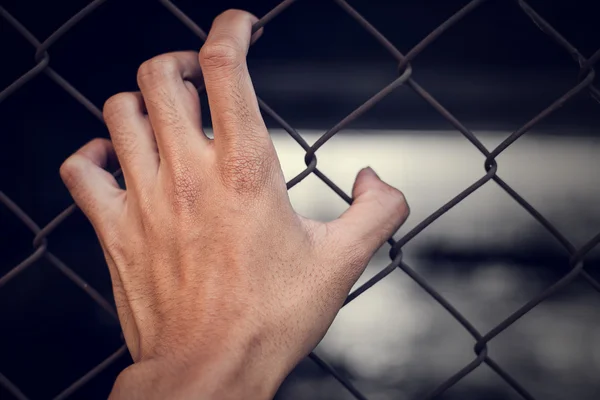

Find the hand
[[59, 9, 409, 400]]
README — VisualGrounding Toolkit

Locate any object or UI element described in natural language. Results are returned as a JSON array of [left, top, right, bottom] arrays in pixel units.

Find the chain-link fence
[[1, 0, 599, 399]]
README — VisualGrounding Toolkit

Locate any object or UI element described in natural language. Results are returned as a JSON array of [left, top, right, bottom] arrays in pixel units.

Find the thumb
[[327, 167, 409, 262]]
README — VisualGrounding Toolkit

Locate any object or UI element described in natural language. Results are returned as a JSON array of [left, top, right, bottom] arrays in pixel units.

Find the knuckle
[[59, 155, 83, 191], [199, 41, 242, 71], [379, 185, 409, 221], [137, 54, 179, 86], [103, 92, 138, 124], [218, 143, 274, 195], [169, 163, 202, 212]]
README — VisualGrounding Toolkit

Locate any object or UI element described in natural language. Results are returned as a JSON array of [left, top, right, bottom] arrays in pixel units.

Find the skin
[[59, 9, 409, 400]]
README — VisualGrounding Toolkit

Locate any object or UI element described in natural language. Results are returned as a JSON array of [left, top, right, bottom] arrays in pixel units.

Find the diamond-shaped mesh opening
[[0, 198, 38, 277], [407, 1, 584, 133], [0, 260, 122, 399]]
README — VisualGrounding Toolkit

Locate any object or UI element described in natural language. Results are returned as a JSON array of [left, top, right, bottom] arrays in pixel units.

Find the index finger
[[199, 9, 269, 152]]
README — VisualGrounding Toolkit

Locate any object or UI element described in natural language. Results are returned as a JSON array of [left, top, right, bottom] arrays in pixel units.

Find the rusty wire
[[1, 0, 599, 399]]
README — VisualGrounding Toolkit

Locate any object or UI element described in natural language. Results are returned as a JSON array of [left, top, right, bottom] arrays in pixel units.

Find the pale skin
[[59, 9, 409, 400]]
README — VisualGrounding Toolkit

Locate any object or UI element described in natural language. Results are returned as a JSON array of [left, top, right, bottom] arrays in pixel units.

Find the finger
[[136, 51, 206, 166], [103, 92, 158, 194], [326, 167, 409, 275], [59, 138, 124, 232], [199, 9, 269, 152]]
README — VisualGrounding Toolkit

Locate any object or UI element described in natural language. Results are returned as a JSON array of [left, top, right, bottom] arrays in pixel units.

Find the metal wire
[[0, 0, 599, 398]]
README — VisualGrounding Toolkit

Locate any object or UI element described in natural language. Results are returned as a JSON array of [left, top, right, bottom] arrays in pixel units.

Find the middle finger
[[136, 51, 207, 166]]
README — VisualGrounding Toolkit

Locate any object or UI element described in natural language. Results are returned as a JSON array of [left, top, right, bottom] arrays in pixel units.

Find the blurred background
[[1, 0, 599, 399]]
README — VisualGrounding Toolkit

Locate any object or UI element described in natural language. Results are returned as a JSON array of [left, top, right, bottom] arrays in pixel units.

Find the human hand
[[59, 9, 409, 400]]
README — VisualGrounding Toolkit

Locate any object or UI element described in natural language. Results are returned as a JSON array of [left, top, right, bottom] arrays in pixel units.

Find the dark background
[[1, 0, 599, 399]]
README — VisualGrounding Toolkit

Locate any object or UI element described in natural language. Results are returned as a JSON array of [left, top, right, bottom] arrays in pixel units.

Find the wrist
[[109, 337, 289, 400]]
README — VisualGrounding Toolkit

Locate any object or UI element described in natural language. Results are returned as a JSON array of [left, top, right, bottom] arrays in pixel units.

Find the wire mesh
[[0, 0, 599, 399]]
